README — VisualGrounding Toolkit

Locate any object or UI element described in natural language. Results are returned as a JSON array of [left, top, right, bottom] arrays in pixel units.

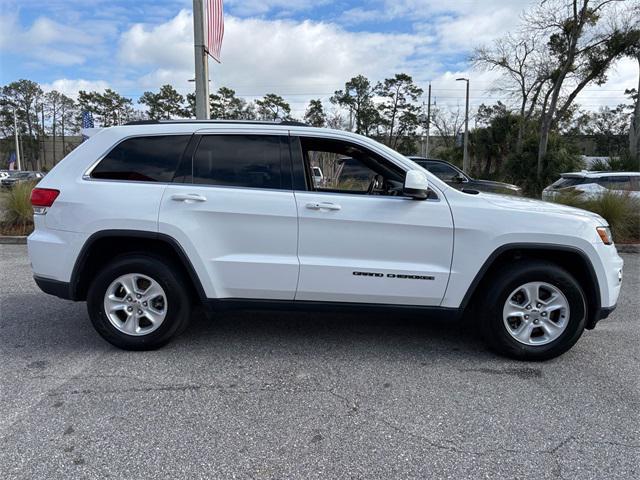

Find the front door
[[292, 135, 454, 306]]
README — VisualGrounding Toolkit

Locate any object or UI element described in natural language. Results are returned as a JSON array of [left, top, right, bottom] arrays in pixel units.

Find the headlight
[[596, 226, 613, 245]]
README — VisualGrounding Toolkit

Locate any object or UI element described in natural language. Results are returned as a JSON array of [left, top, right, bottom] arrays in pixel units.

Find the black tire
[[87, 253, 192, 350], [479, 260, 587, 361]]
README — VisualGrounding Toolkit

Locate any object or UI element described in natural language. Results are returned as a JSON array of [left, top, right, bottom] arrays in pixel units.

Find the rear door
[[51, 134, 190, 234], [158, 130, 299, 300]]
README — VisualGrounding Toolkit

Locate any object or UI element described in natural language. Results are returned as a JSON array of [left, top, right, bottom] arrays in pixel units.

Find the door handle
[[305, 202, 341, 211], [170, 193, 207, 203]]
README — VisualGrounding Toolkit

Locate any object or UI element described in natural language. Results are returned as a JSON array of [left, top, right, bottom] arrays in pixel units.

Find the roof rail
[[124, 119, 309, 127]]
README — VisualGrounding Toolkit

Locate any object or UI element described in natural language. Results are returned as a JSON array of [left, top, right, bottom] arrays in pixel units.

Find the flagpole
[[13, 107, 22, 171], [193, 0, 210, 119]]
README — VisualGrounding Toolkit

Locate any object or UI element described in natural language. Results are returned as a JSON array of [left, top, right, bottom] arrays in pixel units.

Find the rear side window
[[551, 177, 585, 189], [597, 176, 631, 190], [91, 135, 190, 182], [192, 135, 286, 189]]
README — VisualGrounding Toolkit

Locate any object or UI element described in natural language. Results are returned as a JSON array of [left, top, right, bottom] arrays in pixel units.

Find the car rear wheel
[[479, 260, 587, 361], [87, 254, 192, 350]]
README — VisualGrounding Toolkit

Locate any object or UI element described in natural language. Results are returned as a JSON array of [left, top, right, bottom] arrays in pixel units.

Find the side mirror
[[404, 170, 429, 199]]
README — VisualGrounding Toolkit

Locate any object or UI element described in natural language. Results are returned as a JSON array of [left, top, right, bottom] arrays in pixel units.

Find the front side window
[[91, 135, 190, 182], [192, 135, 286, 189], [299, 137, 404, 195]]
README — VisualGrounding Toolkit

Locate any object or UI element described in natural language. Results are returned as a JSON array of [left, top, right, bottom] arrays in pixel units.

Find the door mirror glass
[[404, 170, 429, 199]]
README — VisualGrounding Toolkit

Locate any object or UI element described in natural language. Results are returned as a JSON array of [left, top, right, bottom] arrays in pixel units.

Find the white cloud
[[431, 8, 518, 52], [225, 0, 327, 17], [117, 12, 427, 116], [0, 14, 96, 66], [118, 9, 193, 71], [575, 57, 639, 110], [11, 1, 629, 118], [41, 78, 110, 98]]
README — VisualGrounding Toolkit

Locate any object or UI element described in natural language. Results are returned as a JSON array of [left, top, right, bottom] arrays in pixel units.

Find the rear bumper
[[28, 219, 88, 284], [33, 276, 73, 300]]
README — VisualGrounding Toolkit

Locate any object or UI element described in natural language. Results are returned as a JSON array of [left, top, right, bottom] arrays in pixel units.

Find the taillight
[[30, 188, 60, 214]]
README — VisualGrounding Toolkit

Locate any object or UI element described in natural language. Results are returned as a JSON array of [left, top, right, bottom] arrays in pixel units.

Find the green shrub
[[503, 149, 584, 197], [3, 181, 36, 233], [608, 152, 640, 172], [554, 190, 640, 243], [588, 153, 640, 172], [588, 158, 610, 171]]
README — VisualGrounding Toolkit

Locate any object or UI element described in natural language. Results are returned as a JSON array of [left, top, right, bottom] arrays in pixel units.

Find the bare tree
[[473, 33, 549, 153], [325, 107, 347, 130], [525, 0, 640, 177], [430, 105, 465, 150]]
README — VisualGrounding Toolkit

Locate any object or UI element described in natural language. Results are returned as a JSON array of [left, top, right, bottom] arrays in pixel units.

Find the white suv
[[542, 171, 640, 200], [28, 120, 624, 360]]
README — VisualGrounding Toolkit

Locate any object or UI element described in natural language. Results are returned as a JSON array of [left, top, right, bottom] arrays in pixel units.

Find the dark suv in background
[[408, 156, 522, 195]]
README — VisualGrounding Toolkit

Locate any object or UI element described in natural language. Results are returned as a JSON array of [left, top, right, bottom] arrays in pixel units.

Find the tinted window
[[92, 135, 189, 182], [597, 176, 631, 190], [339, 158, 377, 185], [551, 177, 586, 189], [422, 161, 460, 181], [193, 135, 285, 189], [299, 137, 403, 194]]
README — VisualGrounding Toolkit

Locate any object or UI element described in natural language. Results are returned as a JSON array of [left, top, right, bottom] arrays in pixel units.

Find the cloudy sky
[[0, 0, 637, 118]]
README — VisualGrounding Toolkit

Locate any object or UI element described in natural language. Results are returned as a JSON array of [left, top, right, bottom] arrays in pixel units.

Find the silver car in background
[[542, 171, 640, 201]]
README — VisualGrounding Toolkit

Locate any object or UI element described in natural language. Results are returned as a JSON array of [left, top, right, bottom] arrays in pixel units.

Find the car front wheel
[[479, 260, 587, 361]]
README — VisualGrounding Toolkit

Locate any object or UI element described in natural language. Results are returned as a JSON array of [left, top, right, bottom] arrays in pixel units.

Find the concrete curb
[[0, 236, 27, 244], [617, 244, 640, 254]]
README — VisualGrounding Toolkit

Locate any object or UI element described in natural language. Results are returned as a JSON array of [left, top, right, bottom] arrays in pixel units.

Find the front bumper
[[33, 276, 74, 300], [586, 304, 617, 330]]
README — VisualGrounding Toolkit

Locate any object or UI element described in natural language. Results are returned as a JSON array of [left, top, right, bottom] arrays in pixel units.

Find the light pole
[[456, 77, 470, 174], [13, 107, 21, 171]]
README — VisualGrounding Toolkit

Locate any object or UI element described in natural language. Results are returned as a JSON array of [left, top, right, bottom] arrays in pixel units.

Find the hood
[[480, 192, 607, 225]]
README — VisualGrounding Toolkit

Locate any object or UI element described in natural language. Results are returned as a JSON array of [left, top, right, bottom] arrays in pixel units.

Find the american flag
[[8, 151, 16, 170], [82, 111, 94, 129], [81, 111, 94, 141], [206, 0, 224, 62]]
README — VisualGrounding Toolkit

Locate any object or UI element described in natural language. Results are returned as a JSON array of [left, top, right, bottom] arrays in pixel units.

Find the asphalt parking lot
[[1, 244, 638, 479]]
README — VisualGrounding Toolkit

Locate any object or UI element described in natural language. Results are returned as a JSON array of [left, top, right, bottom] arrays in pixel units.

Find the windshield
[[551, 177, 586, 189]]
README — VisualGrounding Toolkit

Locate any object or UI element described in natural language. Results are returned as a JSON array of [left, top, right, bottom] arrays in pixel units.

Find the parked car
[[0, 171, 44, 188], [311, 166, 324, 187], [407, 156, 522, 195], [28, 120, 622, 360], [542, 171, 640, 201]]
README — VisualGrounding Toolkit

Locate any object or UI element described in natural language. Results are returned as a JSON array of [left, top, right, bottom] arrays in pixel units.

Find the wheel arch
[[70, 230, 207, 303], [460, 243, 602, 329]]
